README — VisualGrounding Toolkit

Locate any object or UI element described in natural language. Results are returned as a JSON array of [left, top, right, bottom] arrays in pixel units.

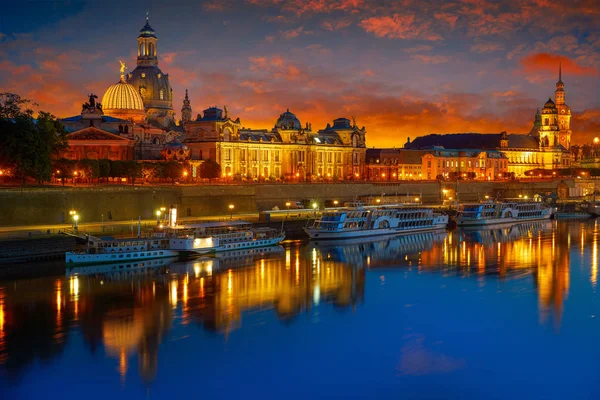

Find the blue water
[[1, 220, 600, 399]]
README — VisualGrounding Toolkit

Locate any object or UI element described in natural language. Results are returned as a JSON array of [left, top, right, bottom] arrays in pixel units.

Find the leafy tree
[[0, 93, 69, 184], [122, 161, 142, 185], [163, 161, 183, 184], [199, 159, 221, 183], [77, 159, 100, 183], [109, 160, 124, 182], [52, 158, 75, 186], [98, 159, 110, 182]]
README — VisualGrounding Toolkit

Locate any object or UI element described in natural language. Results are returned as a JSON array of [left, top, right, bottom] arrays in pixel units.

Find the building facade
[[183, 107, 367, 180], [365, 148, 508, 181], [405, 67, 572, 177]]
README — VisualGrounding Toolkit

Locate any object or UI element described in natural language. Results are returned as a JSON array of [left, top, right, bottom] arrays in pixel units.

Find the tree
[[109, 160, 124, 182], [122, 161, 142, 186], [163, 161, 183, 184], [98, 159, 111, 183], [199, 159, 221, 183], [77, 159, 100, 183], [0, 93, 69, 184], [52, 159, 75, 186]]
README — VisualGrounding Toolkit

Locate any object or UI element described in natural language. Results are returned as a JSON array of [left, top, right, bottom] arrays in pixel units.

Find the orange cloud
[[410, 54, 449, 64], [520, 53, 598, 76], [360, 14, 442, 41]]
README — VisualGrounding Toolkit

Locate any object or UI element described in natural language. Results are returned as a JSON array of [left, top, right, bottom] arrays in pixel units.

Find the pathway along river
[[1, 220, 600, 399]]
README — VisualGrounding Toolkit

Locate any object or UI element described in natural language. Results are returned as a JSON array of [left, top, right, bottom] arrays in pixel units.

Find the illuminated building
[[183, 108, 367, 180], [365, 148, 508, 181], [405, 67, 572, 177]]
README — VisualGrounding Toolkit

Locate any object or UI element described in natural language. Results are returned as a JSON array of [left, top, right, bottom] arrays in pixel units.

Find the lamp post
[[333, 200, 339, 207], [73, 171, 78, 186], [156, 210, 161, 226], [312, 202, 318, 216], [73, 213, 79, 232], [228, 204, 234, 220]]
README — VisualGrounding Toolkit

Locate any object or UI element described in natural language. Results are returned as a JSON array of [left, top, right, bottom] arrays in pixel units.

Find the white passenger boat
[[65, 236, 212, 265], [455, 200, 552, 227], [171, 221, 285, 252], [303, 204, 448, 240]]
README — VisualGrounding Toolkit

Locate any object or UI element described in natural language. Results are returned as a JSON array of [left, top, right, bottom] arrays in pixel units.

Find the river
[[1, 220, 599, 399]]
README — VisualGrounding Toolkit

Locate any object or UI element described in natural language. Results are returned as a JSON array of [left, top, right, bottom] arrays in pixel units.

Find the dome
[[139, 18, 156, 38], [544, 98, 556, 108], [275, 109, 301, 130], [127, 65, 173, 111], [102, 78, 146, 123]]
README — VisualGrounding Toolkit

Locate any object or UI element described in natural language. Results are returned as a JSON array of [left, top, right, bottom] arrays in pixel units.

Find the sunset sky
[[1, 0, 599, 147]]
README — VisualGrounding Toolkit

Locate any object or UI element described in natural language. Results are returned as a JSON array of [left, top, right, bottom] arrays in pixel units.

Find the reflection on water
[[0, 220, 599, 395]]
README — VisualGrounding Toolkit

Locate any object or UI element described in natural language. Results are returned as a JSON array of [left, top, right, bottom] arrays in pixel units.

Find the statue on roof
[[119, 60, 126, 77], [352, 116, 357, 128], [224, 105, 229, 119], [88, 93, 97, 108]]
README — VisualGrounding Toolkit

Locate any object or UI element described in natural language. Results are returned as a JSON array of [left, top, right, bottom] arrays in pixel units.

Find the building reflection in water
[[0, 220, 596, 386]]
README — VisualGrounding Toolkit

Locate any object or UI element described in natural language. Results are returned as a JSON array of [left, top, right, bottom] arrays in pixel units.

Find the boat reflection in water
[[169, 244, 365, 333], [0, 220, 596, 391]]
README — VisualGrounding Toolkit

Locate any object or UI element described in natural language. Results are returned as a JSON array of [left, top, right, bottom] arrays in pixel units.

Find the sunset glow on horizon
[[1, 0, 599, 147]]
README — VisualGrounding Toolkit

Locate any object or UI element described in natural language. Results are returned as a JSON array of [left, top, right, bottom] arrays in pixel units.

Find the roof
[[67, 127, 131, 141], [406, 132, 539, 151], [506, 134, 538, 149], [406, 133, 502, 150]]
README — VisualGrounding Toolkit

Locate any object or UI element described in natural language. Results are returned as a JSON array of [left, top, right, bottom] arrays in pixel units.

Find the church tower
[[126, 16, 175, 129], [554, 63, 572, 150], [181, 89, 192, 124]]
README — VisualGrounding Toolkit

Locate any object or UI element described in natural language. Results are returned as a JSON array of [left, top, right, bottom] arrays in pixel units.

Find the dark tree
[[199, 159, 221, 183], [163, 161, 183, 184], [0, 93, 69, 184], [98, 159, 110, 182]]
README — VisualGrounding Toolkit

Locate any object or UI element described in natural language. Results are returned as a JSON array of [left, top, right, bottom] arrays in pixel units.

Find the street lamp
[[414, 197, 420, 203], [73, 213, 79, 232], [333, 200, 339, 206], [595, 137, 599, 144], [156, 210, 161, 226], [228, 204, 234, 220]]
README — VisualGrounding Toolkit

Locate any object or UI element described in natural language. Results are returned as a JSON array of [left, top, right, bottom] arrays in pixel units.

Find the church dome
[[275, 109, 301, 130], [102, 78, 146, 123], [542, 97, 557, 113]]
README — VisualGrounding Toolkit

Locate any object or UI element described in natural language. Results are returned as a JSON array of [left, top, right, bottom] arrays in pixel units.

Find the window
[[240, 149, 246, 161], [225, 149, 231, 161], [252, 150, 258, 161], [327, 153, 332, 163], [262, 150, 269, 161], [141, 73, 146, 78], [274, 151, 280, 162], [159, 89, 164, 100]]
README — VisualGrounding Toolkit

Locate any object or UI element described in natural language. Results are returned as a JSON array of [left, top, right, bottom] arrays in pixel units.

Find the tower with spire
[[126, 15, 175, 129], [181, 90, 192, 124], [554, 62, 572, 150]]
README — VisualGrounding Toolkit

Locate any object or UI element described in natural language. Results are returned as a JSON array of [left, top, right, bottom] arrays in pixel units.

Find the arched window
[[159, 89, 164, 100], [138, 43, 144, 56], [149, 43, 155, 56]]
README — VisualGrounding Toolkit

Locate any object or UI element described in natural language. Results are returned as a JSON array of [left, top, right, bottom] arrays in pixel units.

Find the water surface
[[1, 220, 600, 399]]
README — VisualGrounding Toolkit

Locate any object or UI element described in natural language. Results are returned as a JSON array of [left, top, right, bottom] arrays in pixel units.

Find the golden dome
[[102, 78, 145, 112]]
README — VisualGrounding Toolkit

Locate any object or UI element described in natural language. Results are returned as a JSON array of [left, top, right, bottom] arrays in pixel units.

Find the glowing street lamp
[[333, 200, 339, 206], [73, 213, 79, 231], [156, 210, 162, 226], [376, 198, 381, 204], [228, 204, 234, 219], [595, 137, 600, 145], [414, 197, 420, 203]]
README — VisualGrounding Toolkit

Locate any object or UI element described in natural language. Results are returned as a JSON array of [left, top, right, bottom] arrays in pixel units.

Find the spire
[[559, 62, 562, 83]]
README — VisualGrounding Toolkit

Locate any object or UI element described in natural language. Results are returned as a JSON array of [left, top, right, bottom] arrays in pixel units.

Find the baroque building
[[183, 105, 367, 180], [405, 66, 572, 178]]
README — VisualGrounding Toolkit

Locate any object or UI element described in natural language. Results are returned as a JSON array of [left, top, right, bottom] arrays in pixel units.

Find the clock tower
[[554, 63, 572, 150]]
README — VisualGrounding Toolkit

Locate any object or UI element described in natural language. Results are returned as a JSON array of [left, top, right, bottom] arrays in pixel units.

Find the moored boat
[[168, 221, 285, 252], [303, 204, 448, 240], [455, 199, 552, 227], [65, 235, 212, 265]]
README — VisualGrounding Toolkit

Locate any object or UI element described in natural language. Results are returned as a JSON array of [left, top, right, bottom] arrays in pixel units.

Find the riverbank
[[0, 180, 574, 226]]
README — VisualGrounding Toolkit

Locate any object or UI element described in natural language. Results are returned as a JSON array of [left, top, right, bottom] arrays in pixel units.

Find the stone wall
[[0, 179, 574, 226]]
